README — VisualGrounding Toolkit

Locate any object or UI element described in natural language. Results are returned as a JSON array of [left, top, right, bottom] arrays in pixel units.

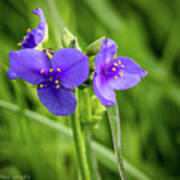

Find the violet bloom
[[93, 39, 147, 106], [8, 48, 89, 115], [18, 8, 46, 48]]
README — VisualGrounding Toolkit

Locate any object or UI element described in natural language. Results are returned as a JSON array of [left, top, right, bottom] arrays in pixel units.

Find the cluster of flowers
[[8, 8, 147, 115]]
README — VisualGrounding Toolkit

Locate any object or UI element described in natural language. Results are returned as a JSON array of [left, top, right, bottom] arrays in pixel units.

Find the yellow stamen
[[17, 42, 22, 46], [118, 60, 121, 64], [121, 65, 125, 68], [40, 69, 44, 74], [55, 80, 60, 84], [114, 75, 118, 79], [39, 84, 44, 88], [23, 36, 27, 40], [27, 28, 31, 33], [114, 62, 118, 66], [119, 72, 124, 77], [56, 85, 60, 89], [49, 68, 53, 73], [112, 67, 116, 71], [57, 68, 61, 72]]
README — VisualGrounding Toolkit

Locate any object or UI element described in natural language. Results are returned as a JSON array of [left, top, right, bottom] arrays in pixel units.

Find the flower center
[[38, 68, 62, 89], [102, 60, 125, 79]]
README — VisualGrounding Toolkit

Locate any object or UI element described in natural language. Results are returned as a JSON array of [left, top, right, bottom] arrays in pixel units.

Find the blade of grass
[[44, 0, 65, 48], [84, 0, 123, 31]]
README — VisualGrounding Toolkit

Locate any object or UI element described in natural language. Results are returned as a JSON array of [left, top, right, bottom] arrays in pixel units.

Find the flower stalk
[[84, 88, 101, 180], [71, 88, 91, 180]]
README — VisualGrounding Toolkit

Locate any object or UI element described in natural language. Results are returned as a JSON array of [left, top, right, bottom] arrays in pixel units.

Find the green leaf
[[107, 105, 127, 179]]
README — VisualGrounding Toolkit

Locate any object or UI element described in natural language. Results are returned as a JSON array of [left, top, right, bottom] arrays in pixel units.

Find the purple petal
[[37, 85, 77, 115], [107, 71, 142, 90], [107, 57, 147, 90], [22, 8, 46, 48], [51, 48, 89, 88], [8, 49, 51, 84], [115, 57, 147, 78], [95, 39, 117, 73], [7, 69, 19, 79], [93, 73, 116, 106]]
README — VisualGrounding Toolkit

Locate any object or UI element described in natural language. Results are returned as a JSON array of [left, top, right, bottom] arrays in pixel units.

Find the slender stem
[[71, 88, 91, 180], [85, 131, 101, 180], [107, 105, 127, 180], [84, 88, 101, 180], [42, 48, 55, 54]]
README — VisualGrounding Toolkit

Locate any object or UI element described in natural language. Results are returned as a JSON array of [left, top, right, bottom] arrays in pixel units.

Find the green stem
[[71, 88, 91, 180], [84, 88, 101, 180], [85, 131, 101, 180], [107, 105, 127, 180]]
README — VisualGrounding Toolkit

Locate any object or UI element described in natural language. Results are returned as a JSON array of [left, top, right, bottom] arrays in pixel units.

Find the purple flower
[[18, 8, 46, 48], [93, 39, 147, 106], [8, 48, 89, 115]]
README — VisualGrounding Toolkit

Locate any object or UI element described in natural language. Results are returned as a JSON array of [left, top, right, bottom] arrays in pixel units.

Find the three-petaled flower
[[8, 48, 89, 115], [18, 8, 46, 48], [93, 39, 147, 106], [8, 6, 147, 115]]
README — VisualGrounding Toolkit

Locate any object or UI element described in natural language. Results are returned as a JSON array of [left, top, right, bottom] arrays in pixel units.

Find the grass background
[[0, 0, 180, 179]]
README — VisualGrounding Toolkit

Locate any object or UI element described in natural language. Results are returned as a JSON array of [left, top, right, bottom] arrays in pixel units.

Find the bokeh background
[[0, 0, 180, 179]]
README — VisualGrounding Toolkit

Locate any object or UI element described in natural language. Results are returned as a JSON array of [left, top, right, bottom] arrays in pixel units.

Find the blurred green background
[[0, 0, 180, 179]]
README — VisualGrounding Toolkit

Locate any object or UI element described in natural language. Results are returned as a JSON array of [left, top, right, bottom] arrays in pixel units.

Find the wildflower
[[93, 39, 147, 106], [8, 48, 89, 115], [18, 8, 47, 48]]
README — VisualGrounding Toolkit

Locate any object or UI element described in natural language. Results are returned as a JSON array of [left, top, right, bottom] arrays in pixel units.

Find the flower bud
[[86, 36, 105, 56], [61, 28, 81, 50], [78, 88, 105, 130], [43, 24, 49, 43]]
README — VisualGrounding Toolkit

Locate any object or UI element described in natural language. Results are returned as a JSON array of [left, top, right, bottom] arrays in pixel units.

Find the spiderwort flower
[[93, 39, 147, 106], [18, 8, 46, 48], [8, 48, 89, 115]]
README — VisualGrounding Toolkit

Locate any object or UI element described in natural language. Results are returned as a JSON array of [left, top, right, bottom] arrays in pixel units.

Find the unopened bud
[[86, 36, 105, 56], [61, 28, 81, 50]]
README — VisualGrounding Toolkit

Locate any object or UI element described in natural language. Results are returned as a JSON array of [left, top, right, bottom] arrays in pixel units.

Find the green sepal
[[85, 36, 105, 56], [61, 28, 81, 50]]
